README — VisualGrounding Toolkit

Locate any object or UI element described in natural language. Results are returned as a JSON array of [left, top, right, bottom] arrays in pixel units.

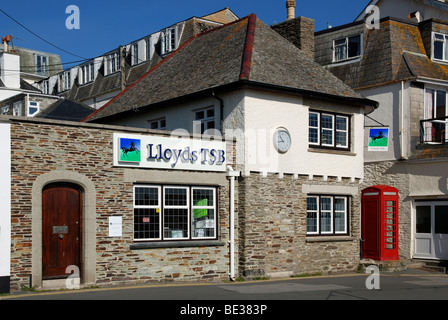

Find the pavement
[[2, 267, 448, 316]]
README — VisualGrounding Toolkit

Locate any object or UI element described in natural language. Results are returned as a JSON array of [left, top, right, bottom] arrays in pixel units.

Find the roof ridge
[[239, 13, 257, 80]]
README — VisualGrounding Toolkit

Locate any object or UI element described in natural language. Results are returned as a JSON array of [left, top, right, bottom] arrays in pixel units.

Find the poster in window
[[368, 128, 389, 151]]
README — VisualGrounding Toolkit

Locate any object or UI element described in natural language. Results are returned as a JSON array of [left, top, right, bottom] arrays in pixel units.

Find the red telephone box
[[361, 185, 399, 261]]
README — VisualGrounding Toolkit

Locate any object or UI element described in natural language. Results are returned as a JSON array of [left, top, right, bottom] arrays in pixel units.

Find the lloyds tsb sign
[[113, 133, 227, 172]]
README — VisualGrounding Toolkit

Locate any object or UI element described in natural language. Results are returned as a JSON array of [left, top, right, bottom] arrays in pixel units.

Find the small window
[[309, 110, 350, 150], [105, 52, 120, 75], [161, 27, 177, 55], [36, 54, 49, 76], [194, 107, 215, 133], [27, 101, 39, 117], [79, 63, 94, 84], [132, 43, 139, 66], [1, 105, 10, 115], [148, 118, 166, 130], [59, 71, 71, 92], [13, 101, 22, 116], [333, 35, 361, 62], [433, 32, 448, 61]]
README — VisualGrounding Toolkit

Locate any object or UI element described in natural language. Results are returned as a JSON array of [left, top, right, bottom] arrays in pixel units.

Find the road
[[2, 268, 448, 317]]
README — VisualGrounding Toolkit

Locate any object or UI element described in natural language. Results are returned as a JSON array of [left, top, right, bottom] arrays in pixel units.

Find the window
[[36, 54, 49, 76], [132, 43, 140, 66], [59, 71, 70, 92], [194, 107, 215, 133], [148, 118, 166, 130], [79, 63, 94, 84], [105, 52, 120, 75], [423, 88, 447, 143], [1, 105, 9, 115], [40, 80, 49, 94], [161, 27, 177, 55], [433, 32, 448, 62], [27, 101, 39, 117], [333, 35, 361, 62], [13, 101, 22, 116], [307, 195, 349, 236], [133, 185, 217, 241], [309, 110, 349, 149]]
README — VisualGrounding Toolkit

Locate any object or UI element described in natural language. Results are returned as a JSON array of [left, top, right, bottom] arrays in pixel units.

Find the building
[[313, 0, 448, 262], [34, 8, 239, 110], [0, 41, 62, 117], [85, 13, 377, 279]]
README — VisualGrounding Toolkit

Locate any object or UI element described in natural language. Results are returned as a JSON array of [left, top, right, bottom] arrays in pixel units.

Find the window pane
[[135, 187, 159, 206], [321, 212, 332, 232], [416, 206, 431, 233], [322, 129, 333, 145], [134, 208, 160, 239], [165, 188, 187, 206], [435, 205, 448, 234], [436, 90, 446, 118], [336, 131, 347, 147], [348, 35, 361, 58], [334, 39, 347, 61], [193, 189, 214, 206], [164, 208, 188, 239], [309, 128, 318, 143], [434, 34, 444, 60], [321, 115, 333, 129], [321, 197, 332, 211], [309, 113, 318, 127], [307, 211, 317, 233], [195, 111, 204, 120], [336, 116, 347, 131]]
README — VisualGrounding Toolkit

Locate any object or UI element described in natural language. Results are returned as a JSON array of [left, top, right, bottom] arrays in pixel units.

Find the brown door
[[42, 183, 82, 279]]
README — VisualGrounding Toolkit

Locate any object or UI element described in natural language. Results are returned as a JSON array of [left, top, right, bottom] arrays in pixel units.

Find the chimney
[[286, 0, 296, 20], [1, 36, 20, 89], [271, 16, 315, 60]]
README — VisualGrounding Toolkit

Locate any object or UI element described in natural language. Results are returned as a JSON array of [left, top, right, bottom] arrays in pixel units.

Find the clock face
[[274, 129, 291, 153]]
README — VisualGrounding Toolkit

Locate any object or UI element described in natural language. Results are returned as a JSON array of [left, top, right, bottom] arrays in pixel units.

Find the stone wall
[[238, 172, 361, 278], [8, 118, 234, 290]]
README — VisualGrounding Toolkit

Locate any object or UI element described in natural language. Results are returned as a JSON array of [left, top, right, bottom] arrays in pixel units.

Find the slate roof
[[320, 18, 448, 89], [37, 99, 95, 121], [85, 14, 376, 122]]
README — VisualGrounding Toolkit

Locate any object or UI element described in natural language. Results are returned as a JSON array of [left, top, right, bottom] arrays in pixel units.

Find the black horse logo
[[370, 131, 386, 144], [121, 141, 140, 157]]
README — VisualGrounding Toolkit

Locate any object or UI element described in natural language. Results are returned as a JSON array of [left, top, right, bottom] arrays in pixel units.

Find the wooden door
[[42, 183, 82, 279]]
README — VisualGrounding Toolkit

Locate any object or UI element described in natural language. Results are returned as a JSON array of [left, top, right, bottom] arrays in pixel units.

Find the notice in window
[[368, 128, 389, 151], [109, 216, 122, 237]]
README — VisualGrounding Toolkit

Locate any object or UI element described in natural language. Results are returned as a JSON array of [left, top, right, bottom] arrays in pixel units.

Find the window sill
[[130, 240, 225, 250], [308, 147, 356, 156], [306, 236, 355, 243]]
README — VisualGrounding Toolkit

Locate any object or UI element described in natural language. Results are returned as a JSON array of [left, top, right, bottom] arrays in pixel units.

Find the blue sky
[[0, 1, 368, 69]]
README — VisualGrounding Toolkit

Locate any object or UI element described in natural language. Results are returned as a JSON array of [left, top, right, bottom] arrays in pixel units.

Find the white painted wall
[[0, 123, 11, 280], [109, 88, 366, 179], [0, 52, 20, 89]]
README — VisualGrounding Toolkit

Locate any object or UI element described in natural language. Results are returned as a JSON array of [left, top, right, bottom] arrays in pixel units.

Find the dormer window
[[333, 34, 362, 62], [35, 54, 49, 76], [433, 32, 448, 62], [161, 27, 177, 55], [79, 62, 94, 85], [59, 71, 70, 92], [105, 52, 120, 75]]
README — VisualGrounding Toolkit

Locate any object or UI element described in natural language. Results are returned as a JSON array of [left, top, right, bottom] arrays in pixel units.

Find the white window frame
[[148, 118, 166, 130], [1, 105, 9, 115], [79, 63, 94, 85], [131, 43, 139, 66], [133, 185, 162, 241], [423, 87, 447, 143], [27, 101, 39, 117], [133, 185, 218, 242], [194, 107, 215, 134], [35, 54, 49, 76], [105, 52, 120, 75], [59, 71, 70, 92], [309, 110, 350, 150], [306, 195, 349, 236], [432, 32, 448, 62], [13, 101, 22, 116], [161, 27, 177, 55], [332, 34, 362, 63]]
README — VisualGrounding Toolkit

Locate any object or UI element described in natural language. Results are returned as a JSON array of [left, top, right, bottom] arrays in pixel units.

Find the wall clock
[[273, 129, 291, 153]]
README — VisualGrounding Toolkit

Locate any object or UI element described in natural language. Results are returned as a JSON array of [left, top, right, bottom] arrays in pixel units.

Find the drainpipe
[[401, 81, 406, 159], [227, 165, 240, 281]]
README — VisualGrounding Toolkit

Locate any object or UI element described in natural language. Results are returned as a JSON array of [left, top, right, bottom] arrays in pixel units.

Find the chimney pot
[[286, 0, 296, 20]]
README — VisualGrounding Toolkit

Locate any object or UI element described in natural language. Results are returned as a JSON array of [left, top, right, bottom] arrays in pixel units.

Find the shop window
[[307, 195, 349, 236], [309, 110, 350, 150], [133, 185, 217, 241]]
